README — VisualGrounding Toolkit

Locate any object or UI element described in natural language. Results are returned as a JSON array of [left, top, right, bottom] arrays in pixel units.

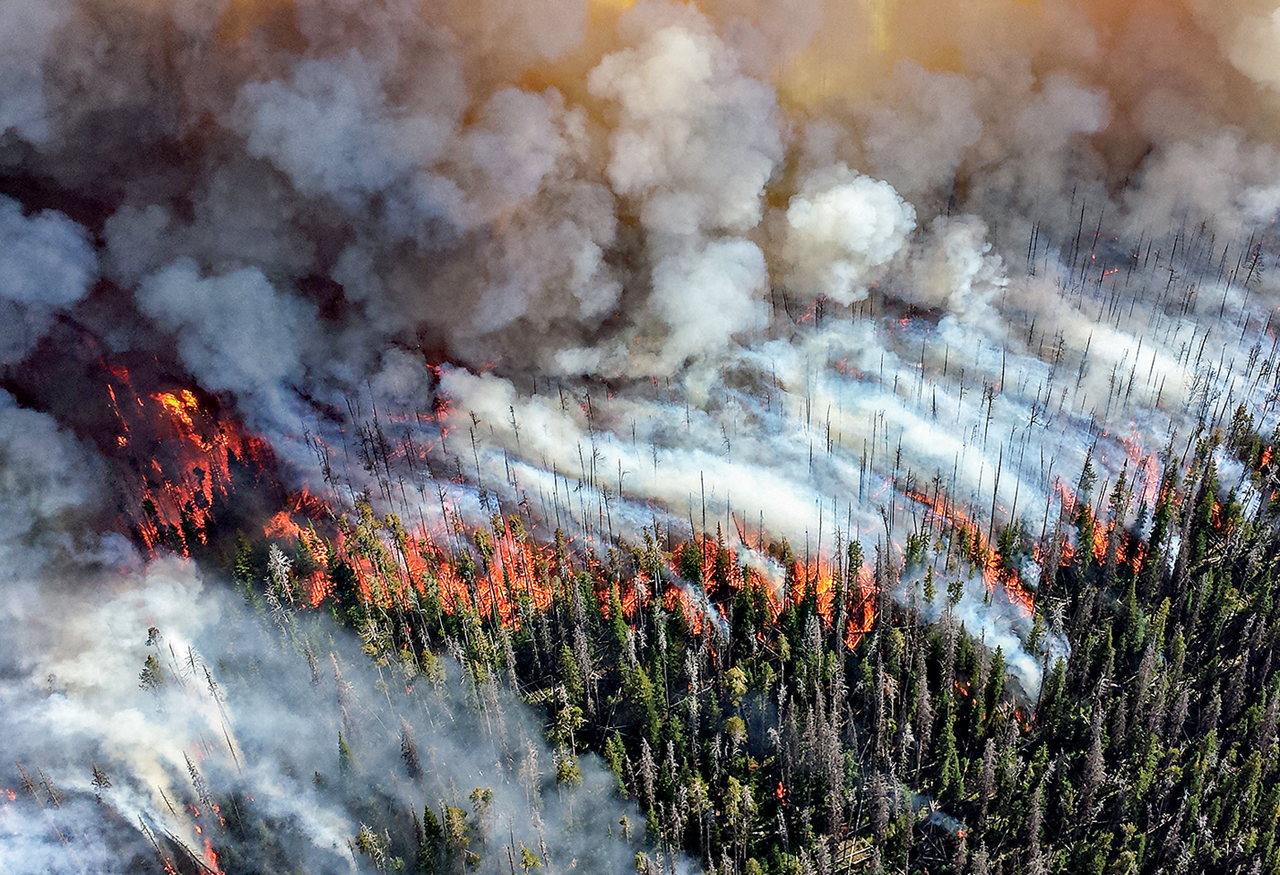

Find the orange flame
[[108, 371, 271, 558], [905, 489, 1035, 617], [845, 565, 878, 650], [413, 522, 556, 625], [677, 533, 878, 646], [792, 556, 836, 622], [664, 585, 709, 636], [267, 509, 560, 627], [259, 498, 886, 652], [1120, 431, 1161, 509], [156, 389, 199, 431], [203, 838, 225, 875], [264, 492, 335, 605], [1053, 481, 1149, 574]]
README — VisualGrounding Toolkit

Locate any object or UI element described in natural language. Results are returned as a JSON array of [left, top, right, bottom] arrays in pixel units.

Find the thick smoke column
[[8, 0, 1280, 864]]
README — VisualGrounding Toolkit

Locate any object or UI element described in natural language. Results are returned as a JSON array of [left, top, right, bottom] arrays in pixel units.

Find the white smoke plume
[[136, 259, 318, 438], [784, 164, 916, 305]]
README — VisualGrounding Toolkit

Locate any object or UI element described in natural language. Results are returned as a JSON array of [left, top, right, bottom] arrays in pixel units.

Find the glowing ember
[[156, 389, 200, 432]]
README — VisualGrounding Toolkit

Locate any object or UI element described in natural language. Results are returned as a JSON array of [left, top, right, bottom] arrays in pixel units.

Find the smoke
[[783, 164, 916, 305], [1122, 130, 1280, 236], [0, 196, 97, 363], [136, 258, 317, 437], [229, 49, 465, 224], [589, 4, 782, 235], [1, 560, 658, 873], [0, 0, 72, 145], [0, 399, 662, 874], [572, 1, 784, 374], [901, 567, 1066, 701], [10, 0, 1280, 855]]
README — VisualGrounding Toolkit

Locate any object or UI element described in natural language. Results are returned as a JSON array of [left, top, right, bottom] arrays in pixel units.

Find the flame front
[[904, 487, 1035, 617], [260, 501, 884, 650]]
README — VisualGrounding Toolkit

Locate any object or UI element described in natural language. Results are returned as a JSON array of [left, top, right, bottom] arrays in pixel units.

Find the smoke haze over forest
[[7, 0, 1280, 871]]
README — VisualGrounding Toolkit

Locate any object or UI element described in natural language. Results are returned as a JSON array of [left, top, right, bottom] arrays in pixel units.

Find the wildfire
[[674, 533, 878, 647], [410, 521, 557, 625], [101, 359, 1062, 674], [793, 556, 836, 622], [1121, 431, 1162, 509], [156, 389, 200, 431], [264, 492, 336, 605], [1053, 481, 1149, 575], [664, 584, 711, 636], [203, 838, 225, 875], [107, 370, 272, 558], [262, 504, 561, 627], [904, 488, 1035, 617], [844, 564, 878, 650], [258, 496, 888, 653], [102, 368, 1064, 673]]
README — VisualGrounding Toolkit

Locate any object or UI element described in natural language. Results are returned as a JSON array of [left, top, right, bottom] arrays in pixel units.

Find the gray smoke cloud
[[0, 196, 97, 362], [9, 0, 1280, 861], [136, 258, 318, 437], [0, 0, 72, 145]]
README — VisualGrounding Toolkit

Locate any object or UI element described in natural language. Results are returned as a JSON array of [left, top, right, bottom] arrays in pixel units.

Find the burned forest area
[[11, 2, 1280, 875]]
